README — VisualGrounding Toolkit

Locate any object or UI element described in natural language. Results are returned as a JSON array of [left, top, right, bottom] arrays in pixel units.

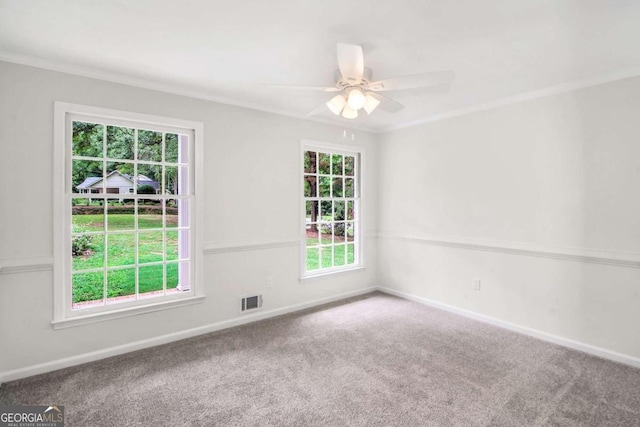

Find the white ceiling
[[1, 0, 640, 132]]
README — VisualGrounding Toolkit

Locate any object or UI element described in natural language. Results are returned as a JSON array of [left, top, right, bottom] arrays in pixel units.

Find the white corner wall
[[378, 75, 640, 361], [0, 61, 379, 380]]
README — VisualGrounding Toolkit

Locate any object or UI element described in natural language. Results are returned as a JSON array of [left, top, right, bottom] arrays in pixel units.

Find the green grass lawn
[[305, 234, 355, 271], [72, 213, 179, 303], [72, 213, 355, 303], [72, 264, 178, 303]]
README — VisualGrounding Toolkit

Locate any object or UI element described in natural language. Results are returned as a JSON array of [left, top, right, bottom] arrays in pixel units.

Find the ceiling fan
[[269, 43, 454, 119]]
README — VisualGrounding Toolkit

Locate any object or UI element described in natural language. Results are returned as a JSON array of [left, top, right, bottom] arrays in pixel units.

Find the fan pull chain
[[342, 129, 355, 140]]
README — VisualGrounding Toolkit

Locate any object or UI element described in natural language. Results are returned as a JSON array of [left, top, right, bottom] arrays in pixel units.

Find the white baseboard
[[0, 287, 376, 384], [377, 286, 640, 369], [4, 285, 638, 384]]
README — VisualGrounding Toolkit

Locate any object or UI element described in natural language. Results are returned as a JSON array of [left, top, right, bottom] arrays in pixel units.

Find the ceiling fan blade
[[368, 70, 454, 92], [337, 43, 364, 85], [260, 84, 340, 92], [369, 92, 404, 113]]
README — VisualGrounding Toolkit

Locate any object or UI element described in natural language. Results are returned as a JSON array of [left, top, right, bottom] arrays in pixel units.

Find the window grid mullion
[[317, 153, 323, 265], [341, 156, 346, 267], [163, 204, 167, 295], [354, 154, 359, 263], [133, 128, 139, 301], [329, 152, 334, 268], [70, 193, 190, 200], [72, 259, 191, 275], [71, 155, 184, 168], [162, 132, 167, 295], [101, 124, 108, 305]]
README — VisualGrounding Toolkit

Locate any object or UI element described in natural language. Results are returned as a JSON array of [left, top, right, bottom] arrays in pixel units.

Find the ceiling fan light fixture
[[363, 93, 381, 114], [326, 94, 346, 115], [341, 104, 358, 119], [347, 88, 366, 110]]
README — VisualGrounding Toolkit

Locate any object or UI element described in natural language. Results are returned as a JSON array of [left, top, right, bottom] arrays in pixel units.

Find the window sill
[[300, 266, 365, 283], [51, 295, 206, 330]]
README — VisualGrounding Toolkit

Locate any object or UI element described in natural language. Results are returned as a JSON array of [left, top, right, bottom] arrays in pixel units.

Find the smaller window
[[301, 140, 362, 277]]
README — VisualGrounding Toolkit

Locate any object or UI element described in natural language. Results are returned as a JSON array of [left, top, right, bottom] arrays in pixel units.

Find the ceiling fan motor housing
[[334, 67, 373, 88]]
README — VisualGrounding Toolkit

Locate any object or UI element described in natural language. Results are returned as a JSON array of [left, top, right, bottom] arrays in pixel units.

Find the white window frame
[[52, 102, 204, 329], [300, 139, 365, 279]]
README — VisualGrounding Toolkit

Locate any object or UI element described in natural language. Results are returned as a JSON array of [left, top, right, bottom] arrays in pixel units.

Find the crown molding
[[380, 66, 640, 132], [0, 51, 374, 134], [2, 51, 640, 135]]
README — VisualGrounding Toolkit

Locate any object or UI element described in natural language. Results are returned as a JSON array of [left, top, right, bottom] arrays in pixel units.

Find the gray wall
[[0, 61, 379, 377]]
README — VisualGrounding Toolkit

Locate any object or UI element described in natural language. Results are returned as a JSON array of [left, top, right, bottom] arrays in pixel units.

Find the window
[[53, 103, 203, 327], [302, 141, 362, 277]]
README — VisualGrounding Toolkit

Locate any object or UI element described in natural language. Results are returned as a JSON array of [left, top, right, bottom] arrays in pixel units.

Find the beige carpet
[[1, 292, 640, 426]]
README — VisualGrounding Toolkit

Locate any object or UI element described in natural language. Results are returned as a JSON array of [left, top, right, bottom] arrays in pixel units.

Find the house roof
[[76, 171, 159, 190], [76, 176, 103, 189]]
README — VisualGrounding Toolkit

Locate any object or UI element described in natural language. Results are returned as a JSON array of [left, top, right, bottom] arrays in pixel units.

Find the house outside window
[[53, 103, 204, 328], [301, 140, 363, 277]]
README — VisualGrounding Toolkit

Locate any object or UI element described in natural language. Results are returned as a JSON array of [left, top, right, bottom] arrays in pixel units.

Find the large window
[[53, 103, 203, 327], [302, 141, 362, 276]]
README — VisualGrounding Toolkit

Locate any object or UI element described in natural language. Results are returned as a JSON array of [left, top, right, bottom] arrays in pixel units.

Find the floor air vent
[[240, 295, 263, 313]]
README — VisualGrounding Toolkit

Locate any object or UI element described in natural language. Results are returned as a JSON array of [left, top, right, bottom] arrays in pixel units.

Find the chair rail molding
[[377, 232, 640, 269], [204, 229, 378, 256], [0, 257, 55, 275], [203, 239, 301, 255]]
